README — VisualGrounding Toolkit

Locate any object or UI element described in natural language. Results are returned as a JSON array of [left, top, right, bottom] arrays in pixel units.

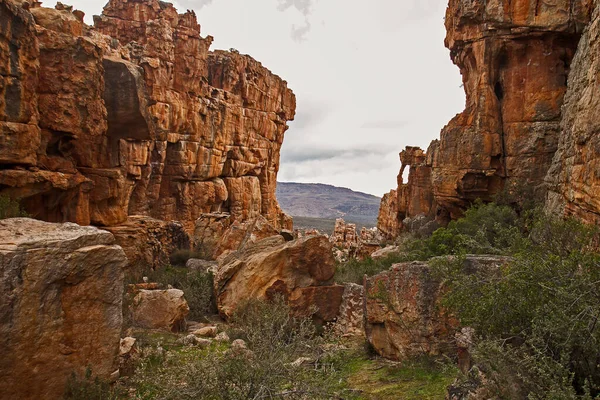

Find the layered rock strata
[[379, 0, 594, 237], [0, 0, 295, 232], [0, 218, 126, 399], [546, 1, 600, 223]]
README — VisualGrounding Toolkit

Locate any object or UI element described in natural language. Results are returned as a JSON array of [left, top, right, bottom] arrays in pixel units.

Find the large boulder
[[365, 255, 509, 361], [130, 289, 189, 332], [0, 218, 126, 399], [214, 235, 336, 318]]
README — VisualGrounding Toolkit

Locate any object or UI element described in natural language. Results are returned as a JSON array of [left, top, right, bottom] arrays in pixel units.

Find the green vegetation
[[409, 202, 600, 398], [335, 252, 409, 284], [346, 357, 457, 400], [64, 367, 124, 400], [0, 195, 29, 219], [144, 266, 215, 321], [124, 297, 361, 399]]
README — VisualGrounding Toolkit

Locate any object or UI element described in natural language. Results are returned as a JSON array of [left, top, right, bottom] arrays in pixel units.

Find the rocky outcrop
[[214, 235, 336, 319], [130, 288, 189, 332], [365, 255, 509, 361], [0, 0, 295, 232], [379, 0, 594, 237], [193, 213, 280, 260], [0, 218, 126, 399], [334, 283, 366, 337], [105, 216, 190, 273], [546, 2, 600, 224]]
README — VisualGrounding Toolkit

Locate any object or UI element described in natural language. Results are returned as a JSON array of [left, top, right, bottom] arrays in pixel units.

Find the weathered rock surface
[[379, 0, 594, 237], [105, 215, 190, 273], [214, 235, 336, 318], [546, 2, 600, 224], [0, 0, 294, 232], [334, 283, 366, 337], [131, 288, 189, 332], [0, 218, 126, 399], [365, 255, 509, 361], [193, 213, 280, 260]]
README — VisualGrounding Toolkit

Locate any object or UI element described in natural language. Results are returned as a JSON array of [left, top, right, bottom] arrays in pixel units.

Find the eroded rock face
[[193, 213, 280, 260], [104, 216, 190, 273], [214, 235, 336, 319], [546, 2, 600, 224], [379, 0, 594, 237], [0, 0, 294, 232], [0, 218, 126, 399], [130, 288, 189, 332], [365, 255, 509, 361]]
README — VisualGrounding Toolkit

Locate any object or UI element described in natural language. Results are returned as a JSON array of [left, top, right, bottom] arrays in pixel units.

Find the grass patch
[[347, 357, 457, 400]]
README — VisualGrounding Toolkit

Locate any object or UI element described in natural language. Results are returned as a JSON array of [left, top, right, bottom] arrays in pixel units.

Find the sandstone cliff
[[379, 0, 594, 237], [0, 0, 295, 232], [546, 1, 600, 224]]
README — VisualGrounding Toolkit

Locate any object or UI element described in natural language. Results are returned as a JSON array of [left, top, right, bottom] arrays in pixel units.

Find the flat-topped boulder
[[0, 218, 127, 399]]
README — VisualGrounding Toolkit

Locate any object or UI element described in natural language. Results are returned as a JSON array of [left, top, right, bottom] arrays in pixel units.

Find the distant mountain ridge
[[276, 182, 381, 228]]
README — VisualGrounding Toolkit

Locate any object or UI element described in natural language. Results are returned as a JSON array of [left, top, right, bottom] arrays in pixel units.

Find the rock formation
[[130, 288, 189, 332], [0, 0, 295, 233], [193, 213, 280, 260], [105, 216, 190, 272], [379, 0, 594, 237], [0, 218, 126, 399], [214, 234, 340, 321], [546, 1, 600, 224], [365, 255, 509, 361]]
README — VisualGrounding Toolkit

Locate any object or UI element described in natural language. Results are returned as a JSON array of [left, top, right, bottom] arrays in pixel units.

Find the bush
[[403, 201, 522, 259], [63, 367, 124, 400], [0, 195, 28, 219], [130, 297, 356, 399], [146, 266, 215, 320], [335, 252, 409, 284], [431, 207, 600, 398]]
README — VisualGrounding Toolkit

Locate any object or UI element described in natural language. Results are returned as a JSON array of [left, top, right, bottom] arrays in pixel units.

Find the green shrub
[[403, 201, 522, 259], [130, 297, 357, 399], [63, 367, 124, 400], [0, 195, 28, 219], [432, 208, 600, 398], [146, 266, 215, 320], [335, 252, 409, 284]]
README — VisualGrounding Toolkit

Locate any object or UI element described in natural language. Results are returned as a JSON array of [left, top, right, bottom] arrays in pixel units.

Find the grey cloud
[[360, 120, 408, 130], [176, 0, 214, 9], [277, 0, 314, 42], [290, 101, 331, 129], [282, 145, 390, 163], [291, 20, 311, 42], [277, 0, 313, 16]]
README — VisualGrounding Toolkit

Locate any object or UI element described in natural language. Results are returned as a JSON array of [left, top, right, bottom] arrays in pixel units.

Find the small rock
[[119, 337, 137, 356], [178, 334, 199, 346], [186, 258, 218, 273], [231, 339, 247, 351], [215, 331, 230, 343], [289, 357, 312, 367], [192, 326, 217, 338]]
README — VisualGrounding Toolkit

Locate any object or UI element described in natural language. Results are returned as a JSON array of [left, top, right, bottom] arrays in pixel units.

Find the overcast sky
[[48, 0, 465, 197]]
